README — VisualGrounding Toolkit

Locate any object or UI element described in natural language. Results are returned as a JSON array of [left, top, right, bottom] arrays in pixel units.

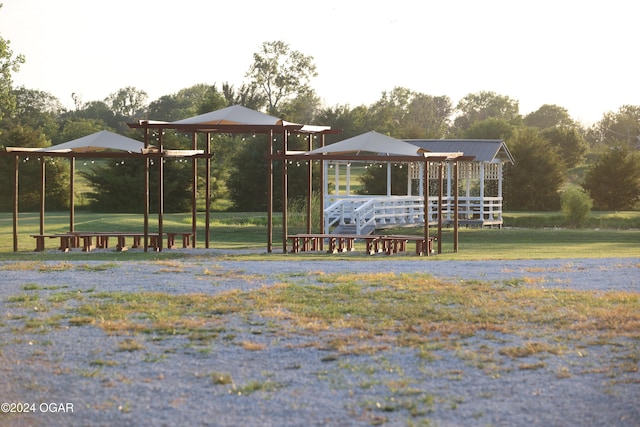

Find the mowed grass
[[0, 211, 638, 260]]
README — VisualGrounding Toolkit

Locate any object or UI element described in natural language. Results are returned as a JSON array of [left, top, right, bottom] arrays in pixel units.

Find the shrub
[[561, 185, 592, 227]]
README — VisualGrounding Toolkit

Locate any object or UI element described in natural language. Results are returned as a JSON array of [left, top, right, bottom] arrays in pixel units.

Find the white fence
[[324, 195, 503, 234]]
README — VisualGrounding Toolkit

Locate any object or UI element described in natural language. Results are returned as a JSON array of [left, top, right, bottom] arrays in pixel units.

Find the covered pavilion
[[127, 105, 338, 253], [283, 130, 474, 254], [1, 130, 212, 252]]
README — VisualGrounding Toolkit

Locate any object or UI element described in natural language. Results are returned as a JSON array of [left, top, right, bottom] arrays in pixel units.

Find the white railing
[[325, 195, 503, 234], [352, 199, 377, 234]]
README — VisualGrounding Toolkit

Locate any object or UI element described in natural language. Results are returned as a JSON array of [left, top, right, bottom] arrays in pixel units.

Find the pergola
[[1, 130, 212, 252], [127, 105, 338, 253], [2, 107, 475, 255], [281, 131, 475, 253]]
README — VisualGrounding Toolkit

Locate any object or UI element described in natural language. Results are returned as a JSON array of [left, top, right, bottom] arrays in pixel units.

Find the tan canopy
[[35, 130, 149, 153], [306, 131, 427, 157]]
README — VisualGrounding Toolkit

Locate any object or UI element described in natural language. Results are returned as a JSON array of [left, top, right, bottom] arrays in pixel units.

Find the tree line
[[1, 35, 639, 213]]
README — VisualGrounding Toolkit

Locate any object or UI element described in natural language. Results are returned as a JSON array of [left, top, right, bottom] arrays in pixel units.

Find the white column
[[446, 162, 452, 220], [323, 160, 329, 203], [479, 162, 486, 221], [386, 162, 391, 196]]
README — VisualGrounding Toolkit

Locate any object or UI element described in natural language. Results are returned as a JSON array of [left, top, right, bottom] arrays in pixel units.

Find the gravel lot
[[1, 254, 639, 427]]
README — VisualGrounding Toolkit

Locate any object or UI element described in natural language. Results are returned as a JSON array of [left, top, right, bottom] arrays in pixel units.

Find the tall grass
[[503, 211, 640, 229]]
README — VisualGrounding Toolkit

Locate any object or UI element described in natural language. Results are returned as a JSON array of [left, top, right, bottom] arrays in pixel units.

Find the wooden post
[[191, 133, 198, 248], [205, 133, 211, 248], [40, 156, 45, 236], [13, 155, 18, 252], [437, 161, 443, 254], [157, 131, 164, 251], [144, 128, 150, 252], [282, 130, 288, 253], [306, 133, 312, 234], [319, 134, 325, 250], [423, 160, 430, 256], [267, 130, 273, 253], [70, 157, 75, 232], [453, 161, 459, 252]]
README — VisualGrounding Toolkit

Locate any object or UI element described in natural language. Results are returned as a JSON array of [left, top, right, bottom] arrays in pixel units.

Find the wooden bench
[[31, 232, 160, 252], [166, 232, 195, 249], [287, 234, 382, 255], [31, 234, 76, 252], [380, 235, 436, 256]]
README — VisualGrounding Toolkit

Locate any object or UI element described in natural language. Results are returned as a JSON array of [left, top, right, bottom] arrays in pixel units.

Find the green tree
[[227, 132, 321, 212], [0, 125, 69, 211], [403, 93, 452, 138], [524, 104, 575, 129], [148, 84, 221, 121], [364, 87, 452, 139], [364, 87, 413, 135], [81, 158, 192, 213], [278, 91, 322, 125], [62, 100, 117, 136], [582, 144, 640, 210], [4, 88, 63, 143], [316, 104, 369, 143], [221, 82, 265, 111], [104, 86, 148, 119], [463, 118, 516, 140], [359, 163, 408, 196], [540, 126, 587, 169], [503, 127, 565, 210], [587, 105, 640, 149], [452, 91, 520, 135], [0, 5, 25, 124], [227, 137, 269, 211], [245, 40, 317, 115], [57, 119, 108, 144]]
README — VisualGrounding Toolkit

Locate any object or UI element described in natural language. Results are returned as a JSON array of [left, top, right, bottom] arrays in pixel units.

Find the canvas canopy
[[169, 105, 333, 134], [35, 130, 149, 153], [306, 131, 427, 157], [171, 104, 298, 126]]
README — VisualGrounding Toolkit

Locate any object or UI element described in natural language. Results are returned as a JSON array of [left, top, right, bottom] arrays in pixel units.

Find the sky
[[0, 0, 637, 126]]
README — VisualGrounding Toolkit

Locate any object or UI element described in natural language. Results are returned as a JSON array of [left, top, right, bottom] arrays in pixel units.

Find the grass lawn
[[0, 211, 638, 261]]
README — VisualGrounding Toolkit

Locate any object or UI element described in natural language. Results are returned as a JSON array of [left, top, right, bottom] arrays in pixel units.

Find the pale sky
[[1, 0, 637, 126]]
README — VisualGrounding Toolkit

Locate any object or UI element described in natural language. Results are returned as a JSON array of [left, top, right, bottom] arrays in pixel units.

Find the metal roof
[[404, 139, 515, 164]]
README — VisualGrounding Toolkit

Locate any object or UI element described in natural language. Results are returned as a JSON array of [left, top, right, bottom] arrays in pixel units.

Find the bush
[[561, 185, 592, 227]]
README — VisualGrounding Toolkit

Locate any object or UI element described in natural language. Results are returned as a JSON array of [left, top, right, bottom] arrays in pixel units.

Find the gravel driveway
[[1, 254, 638, 427]]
